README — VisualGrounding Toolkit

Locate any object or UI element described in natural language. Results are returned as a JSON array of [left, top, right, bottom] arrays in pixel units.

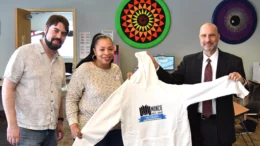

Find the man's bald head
[[199, 22, 220, 56], [200, 22, 219, 35]]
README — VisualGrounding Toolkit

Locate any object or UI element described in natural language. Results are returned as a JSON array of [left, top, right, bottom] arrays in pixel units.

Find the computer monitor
[[154, 56, 175, 71]]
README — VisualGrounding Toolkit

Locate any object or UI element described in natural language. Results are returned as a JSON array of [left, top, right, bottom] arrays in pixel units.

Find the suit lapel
[[188, 52, 203, 110], [216, 49, 228, 78], [194, 52, 203, 83]]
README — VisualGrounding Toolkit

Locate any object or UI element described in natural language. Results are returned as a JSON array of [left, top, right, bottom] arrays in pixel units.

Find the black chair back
[[65, 63, 73, 74], [246, 81, 260, 116]]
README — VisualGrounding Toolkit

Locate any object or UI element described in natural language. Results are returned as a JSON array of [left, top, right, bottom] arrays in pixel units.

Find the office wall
[[0, 0, 259, 80]]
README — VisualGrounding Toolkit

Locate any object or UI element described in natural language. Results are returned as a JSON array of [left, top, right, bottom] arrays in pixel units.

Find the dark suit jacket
[[157, 50, 246, 145]]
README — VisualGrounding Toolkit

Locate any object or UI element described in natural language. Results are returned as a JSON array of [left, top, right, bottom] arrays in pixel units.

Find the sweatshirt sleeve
[[181, 76, 249, 107], [174, 117, 192, 146], [72, 81, 128, 146]]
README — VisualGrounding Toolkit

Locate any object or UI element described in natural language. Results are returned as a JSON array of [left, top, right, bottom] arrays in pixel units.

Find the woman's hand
[[70, 123, 82, 139], [127, 72, 133, 80]]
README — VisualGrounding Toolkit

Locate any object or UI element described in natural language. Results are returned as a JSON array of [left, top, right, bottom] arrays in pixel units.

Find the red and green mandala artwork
[[115, 0, 171, 49]]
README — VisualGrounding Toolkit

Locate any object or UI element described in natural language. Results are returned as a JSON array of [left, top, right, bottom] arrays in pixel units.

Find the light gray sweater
[[66, 62, 123, 128]]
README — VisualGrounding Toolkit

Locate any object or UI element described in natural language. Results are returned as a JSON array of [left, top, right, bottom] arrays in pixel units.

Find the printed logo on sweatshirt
[[138, 105, 166, 122]]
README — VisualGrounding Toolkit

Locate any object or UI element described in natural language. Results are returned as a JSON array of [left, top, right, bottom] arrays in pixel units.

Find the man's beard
[[45, 37, 62, 51], [203, 42, 217, 51]]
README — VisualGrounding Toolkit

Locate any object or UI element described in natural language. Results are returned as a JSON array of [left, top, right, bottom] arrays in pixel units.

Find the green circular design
[[115, 0, 171, 49]]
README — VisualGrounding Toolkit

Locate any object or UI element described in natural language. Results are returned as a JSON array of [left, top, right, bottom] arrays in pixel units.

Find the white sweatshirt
[[73, 52, 249, 146]]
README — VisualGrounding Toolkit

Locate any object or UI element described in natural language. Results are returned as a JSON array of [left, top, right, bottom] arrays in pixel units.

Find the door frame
[[26, 8, 77, 67], [15, 8, 31, 49]]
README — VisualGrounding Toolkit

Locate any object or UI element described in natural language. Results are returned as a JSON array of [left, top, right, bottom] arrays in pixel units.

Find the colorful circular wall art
[[115, 0, 171, 49], [212, 0, 257, 44]]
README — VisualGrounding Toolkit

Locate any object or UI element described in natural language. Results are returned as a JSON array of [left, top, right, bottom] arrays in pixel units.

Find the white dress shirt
[[198, 49, 219, 114]]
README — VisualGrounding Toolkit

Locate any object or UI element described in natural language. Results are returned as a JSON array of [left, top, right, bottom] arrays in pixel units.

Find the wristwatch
[[242, 78, 247, 86]]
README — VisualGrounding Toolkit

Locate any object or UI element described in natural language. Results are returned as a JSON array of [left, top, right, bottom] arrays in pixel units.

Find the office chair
[[245, 80, 260, 120], [64, 63, 73, 86], [65, 62, 73, 74], [235, 118, 258, 146], [235, 80, 260, 146]]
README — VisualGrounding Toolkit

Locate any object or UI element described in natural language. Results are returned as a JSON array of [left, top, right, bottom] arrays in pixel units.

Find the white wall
[[0, 0, 259, 80]]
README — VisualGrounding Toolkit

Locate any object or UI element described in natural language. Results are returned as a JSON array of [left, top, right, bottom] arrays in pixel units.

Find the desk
[[233, 102, 249, 117]]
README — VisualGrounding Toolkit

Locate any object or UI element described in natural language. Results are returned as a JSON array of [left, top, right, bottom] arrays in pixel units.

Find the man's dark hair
[[46, 15, 69, 35]]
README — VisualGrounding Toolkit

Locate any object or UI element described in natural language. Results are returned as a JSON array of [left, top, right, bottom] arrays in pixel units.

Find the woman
[[66, 33, 124, 146]]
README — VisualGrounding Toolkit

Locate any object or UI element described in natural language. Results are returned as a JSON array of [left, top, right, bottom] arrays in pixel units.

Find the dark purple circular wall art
[[212, 0, 257, 44]]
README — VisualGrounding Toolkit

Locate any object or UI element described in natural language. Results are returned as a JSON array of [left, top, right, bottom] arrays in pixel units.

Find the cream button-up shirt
[[4, 40, 65, 130]]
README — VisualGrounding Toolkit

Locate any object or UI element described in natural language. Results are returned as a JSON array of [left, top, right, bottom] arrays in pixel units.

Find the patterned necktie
[[203, 58, 212, 118]]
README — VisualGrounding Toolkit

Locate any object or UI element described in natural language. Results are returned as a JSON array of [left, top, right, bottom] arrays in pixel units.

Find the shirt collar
[[38, 39, 46, 54], [203, 48, 219, 63], [38, 39, 60, 58]]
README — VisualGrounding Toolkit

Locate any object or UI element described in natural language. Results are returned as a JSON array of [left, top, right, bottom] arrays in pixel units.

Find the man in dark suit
[[148, 23, 247, 146]]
